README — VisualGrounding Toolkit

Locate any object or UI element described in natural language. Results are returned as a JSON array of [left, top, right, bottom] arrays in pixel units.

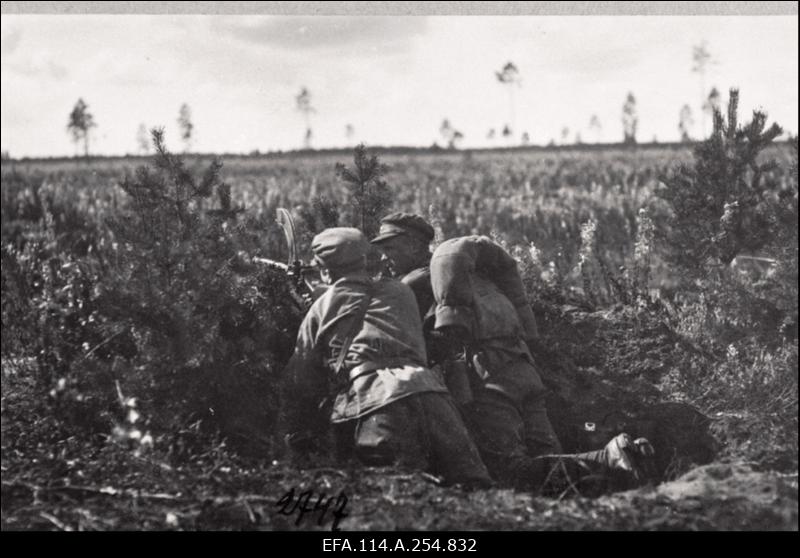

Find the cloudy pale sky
[[1, 14, 797, 157]]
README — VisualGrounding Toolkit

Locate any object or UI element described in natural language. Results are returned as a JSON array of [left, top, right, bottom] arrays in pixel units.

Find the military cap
[[371, 212, 435, 244], [311, 227, 369, 270]]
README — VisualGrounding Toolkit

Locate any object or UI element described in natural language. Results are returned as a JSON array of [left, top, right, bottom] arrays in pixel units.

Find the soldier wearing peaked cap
[[371, 213, 438, 321], [279, 227, 491, 487], [371, 212, 436, 244]]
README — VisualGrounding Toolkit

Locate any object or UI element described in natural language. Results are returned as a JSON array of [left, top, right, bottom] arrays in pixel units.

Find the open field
[[2, 143, 797, 531]]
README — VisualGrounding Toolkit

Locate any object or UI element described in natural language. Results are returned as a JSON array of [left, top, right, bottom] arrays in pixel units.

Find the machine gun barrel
[[253, 257, 289, 271]]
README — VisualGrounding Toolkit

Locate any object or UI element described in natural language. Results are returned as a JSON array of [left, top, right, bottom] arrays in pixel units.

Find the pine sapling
[[658, 88, 783, 273], [334, 143, 393, 238], [299, 195, 340, 236]]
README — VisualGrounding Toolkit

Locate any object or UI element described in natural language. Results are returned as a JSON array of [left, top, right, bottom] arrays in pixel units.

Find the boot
[[541, 434, 655, 477], [571, 433, 654, 480], [532, 434, 655, 495]]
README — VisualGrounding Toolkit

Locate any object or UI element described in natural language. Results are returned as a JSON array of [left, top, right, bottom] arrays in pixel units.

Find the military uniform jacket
[[429, 236, 543, 403], [401, 262, 459, 367], [281, 272, 447, 439]]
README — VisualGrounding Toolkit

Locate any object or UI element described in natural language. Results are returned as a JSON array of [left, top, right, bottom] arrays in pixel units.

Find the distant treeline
[[0, 141, 713, 166]]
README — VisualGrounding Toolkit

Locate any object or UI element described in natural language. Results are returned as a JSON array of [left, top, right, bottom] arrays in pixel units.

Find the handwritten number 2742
[[275, 487, 349, 531]]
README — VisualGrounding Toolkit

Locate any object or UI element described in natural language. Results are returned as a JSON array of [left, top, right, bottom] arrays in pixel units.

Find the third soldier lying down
[[371, 213, 655, 490]]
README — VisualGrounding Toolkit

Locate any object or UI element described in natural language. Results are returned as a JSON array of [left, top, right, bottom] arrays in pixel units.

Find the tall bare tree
[[67, 98, 96, 157], [296, 87, 315, 149], [692, 41, 715, 136], [589, 114, 602, 143], [703, 87, 721, 123], [439, 119, 463, 149], [177, 103, 194, 153], [451, 130, 464, 149], [679, 104, 694, 142], [495, 62, 521, 142], [622, 92, 638, 145], [136, 123, 150, 155], [440, 119, 452, 146]]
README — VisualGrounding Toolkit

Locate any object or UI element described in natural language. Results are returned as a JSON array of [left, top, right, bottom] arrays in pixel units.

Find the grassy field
[[1, 143, 797, 530]]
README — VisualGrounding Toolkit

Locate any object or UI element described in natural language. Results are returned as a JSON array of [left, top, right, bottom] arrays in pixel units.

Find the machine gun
[[254, 208, 327, 309]]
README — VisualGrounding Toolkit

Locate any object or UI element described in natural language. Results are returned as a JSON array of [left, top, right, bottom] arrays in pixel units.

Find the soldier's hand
[[633, 437, 655, 457]]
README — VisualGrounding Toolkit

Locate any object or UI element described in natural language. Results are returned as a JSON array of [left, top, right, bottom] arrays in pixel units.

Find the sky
[[1, 14, 798, 157]]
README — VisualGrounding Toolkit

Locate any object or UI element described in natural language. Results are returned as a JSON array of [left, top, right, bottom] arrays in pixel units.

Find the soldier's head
[[311, 227, 369, 282], [370, 213, 434, 276]]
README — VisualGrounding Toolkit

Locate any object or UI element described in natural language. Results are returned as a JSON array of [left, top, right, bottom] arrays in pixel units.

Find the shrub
[[658, 88, 783, 270], [654, 115, 797, 427], [757, 137, 798, 339], [0, 131, 303, 451], [334, 143, 393, 238], [657, 90, 795, 344], [90, 129, 302, 451]]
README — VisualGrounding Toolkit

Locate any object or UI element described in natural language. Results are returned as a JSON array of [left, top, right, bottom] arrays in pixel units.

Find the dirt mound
[[604, 461, 798, 530], [708, 411, 798, 472], [535, 304, 719, 479], [336, 461, 797, 530], [3, 365, 796, 531]]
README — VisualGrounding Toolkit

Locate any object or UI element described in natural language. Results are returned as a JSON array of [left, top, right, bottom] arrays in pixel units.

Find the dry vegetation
[[2, 109, 797, 530]]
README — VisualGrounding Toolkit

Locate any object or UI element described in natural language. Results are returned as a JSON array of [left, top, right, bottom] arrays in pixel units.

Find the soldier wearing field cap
[[370, 212, 460, 372], [279, 227, 491, 487], [371, 213, 437, 320], [374, 217, 655, 490]]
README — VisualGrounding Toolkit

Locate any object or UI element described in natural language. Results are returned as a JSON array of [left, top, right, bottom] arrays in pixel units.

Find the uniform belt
[[347, 358, 419, 382]]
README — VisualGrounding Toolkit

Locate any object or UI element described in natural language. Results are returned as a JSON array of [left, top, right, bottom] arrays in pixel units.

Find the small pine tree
[[103, 128, 298, 445], [312, 196, 340, 230], [298, 195, 341, 247], [658, 88, 783, 271], [334, 144, 393, 238]]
